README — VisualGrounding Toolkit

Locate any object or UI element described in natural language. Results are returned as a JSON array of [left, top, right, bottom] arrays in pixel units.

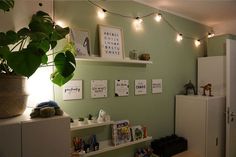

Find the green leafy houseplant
[[0, 0, 76, 118], [0, 0, 76, 86]]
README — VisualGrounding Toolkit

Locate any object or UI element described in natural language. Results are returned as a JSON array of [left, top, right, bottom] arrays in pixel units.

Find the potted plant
[[0, 0, 76, 118], [78, 117, 86, 126]]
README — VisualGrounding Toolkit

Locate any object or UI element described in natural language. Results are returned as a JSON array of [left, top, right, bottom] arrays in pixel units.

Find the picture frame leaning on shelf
[[70, 28, 91, 57]]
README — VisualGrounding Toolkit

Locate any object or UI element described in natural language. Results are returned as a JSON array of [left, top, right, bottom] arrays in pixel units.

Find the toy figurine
[[184, 80, 196, 95], [201, 83, 213, 96]]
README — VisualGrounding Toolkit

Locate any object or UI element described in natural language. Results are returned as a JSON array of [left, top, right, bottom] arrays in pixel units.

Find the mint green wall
[[207, 34, 236, 56], [54, 1, 208, 156]]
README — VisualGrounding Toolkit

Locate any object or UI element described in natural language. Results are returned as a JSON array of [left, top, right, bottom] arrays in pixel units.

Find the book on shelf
[[112, 120, 131, 146]]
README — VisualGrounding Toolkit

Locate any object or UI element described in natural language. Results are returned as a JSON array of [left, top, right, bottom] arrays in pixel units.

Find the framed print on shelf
[[70, 28, 91, 57], [99, 25, 124, 59]]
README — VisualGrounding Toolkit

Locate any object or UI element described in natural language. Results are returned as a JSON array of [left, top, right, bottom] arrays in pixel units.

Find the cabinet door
[[206, 97, 225, 157], [0, 123, 21, 157], [21, 116, 70, 157], [175, 96, 207, 157]]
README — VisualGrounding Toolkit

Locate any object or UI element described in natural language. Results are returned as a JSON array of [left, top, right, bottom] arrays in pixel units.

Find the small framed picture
[[63, 80, 83, 100], [135, 80, 147, 95], [91, 80, 108, 98], [70, 28, 91, 57], [115, 80, 129, 97], [99, 25, 124, 59]]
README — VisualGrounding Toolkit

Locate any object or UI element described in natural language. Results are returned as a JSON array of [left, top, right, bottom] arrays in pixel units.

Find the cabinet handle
[[216, 137, 218, 146]]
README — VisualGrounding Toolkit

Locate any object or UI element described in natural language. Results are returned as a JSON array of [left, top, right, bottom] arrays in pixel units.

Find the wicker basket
[[0, 75, 28, 118]]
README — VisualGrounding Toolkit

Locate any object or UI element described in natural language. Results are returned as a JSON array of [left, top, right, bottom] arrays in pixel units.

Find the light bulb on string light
[[176, 33, 183, 42], [195, 39, 201, 47], [97, 9, 107, 19], [133, 17, 143, 31], [154, 13, 162, 22], [208, 32, 215, 38]]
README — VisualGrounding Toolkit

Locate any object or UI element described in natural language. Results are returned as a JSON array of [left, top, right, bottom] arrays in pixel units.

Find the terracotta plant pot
[[0, 75, 28, 118]]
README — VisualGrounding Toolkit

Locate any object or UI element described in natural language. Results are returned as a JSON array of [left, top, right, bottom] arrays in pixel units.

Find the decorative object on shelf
[[135, 80, 147, 95], [135, 147, 154, 157], [139, 53, 150, 61], [63, 79, 83, 100], [99, 25, 124, 59], [184, 80, 196, 95], [129, 50, 138, 60], [73, 137, 86, 152], [70, 28, 91, 57], [88, 114, 97, 124], [131, 125, 144, 141], [200, 83, 213, 96], [97, 109, 110, 123], [30, 101, 63, 118], [89, 135, 99, 151], [115, 80, 129, 97], [78, 117, 86, 126], [112, 120, 131, 146], [152, 79, 162, 94], [91, 80, 108, 98]]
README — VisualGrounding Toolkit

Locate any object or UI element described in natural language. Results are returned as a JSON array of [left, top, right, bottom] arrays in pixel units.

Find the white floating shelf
[[76, 57, 152, 64], [70, 121, 114, 131], [72, 136, 152, 157]]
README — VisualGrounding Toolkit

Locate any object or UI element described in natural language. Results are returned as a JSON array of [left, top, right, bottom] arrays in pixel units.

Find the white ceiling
[[135, 0, 236, 35]]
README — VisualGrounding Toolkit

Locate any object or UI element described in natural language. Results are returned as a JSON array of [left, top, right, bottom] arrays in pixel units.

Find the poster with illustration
[[91, 80, 108, 98], [115, 80, 129, 97], [135, 80, 147, 95], [70, 28, 91, 57], [63, 80, 83, 100]]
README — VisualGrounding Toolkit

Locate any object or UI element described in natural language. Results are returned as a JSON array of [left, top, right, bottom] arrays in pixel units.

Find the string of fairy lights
[[88, 0, 215, 47]]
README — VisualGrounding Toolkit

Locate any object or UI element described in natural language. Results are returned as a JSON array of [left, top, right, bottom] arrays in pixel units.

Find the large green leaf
[[51, 71, 74, 86], [0, 31, 19, 46], [0, 46, 10, 59], [27, 40, 50, 53], [7, 48, 42, 77], [54, 50, 76, 77], [0, 0, 14, 12]]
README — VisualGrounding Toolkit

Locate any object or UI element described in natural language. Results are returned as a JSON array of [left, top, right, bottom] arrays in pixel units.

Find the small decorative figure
[[30, 101, 63, 118], [201, 83, 213, 96], [184, 80, 196, 95], [97, 109, 107, 123]]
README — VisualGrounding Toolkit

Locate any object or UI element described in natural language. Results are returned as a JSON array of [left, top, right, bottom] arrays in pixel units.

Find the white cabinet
[[0, 108, 70, 157], [175, 95, 225, 157]]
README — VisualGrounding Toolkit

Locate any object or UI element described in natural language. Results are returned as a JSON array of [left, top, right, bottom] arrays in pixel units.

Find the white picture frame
[[70, 28, 91, 57], [63, 80, 83, 100], [152, 79, 162, 94], [91, 80, 108, 98], [115, 80, 129, 97], [135, 80, 147, 95], [99, 25, 124, 59]]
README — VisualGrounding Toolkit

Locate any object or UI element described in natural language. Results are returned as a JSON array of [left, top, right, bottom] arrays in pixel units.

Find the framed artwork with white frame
[[152, 79, 162, 94], [70, 28, 91, 57], [99, 25, 124, 59], [91, 80, 108, 98], [135, 80, 147, 95], [63, 80, 83, 100], [115, 80, 129, 97]]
